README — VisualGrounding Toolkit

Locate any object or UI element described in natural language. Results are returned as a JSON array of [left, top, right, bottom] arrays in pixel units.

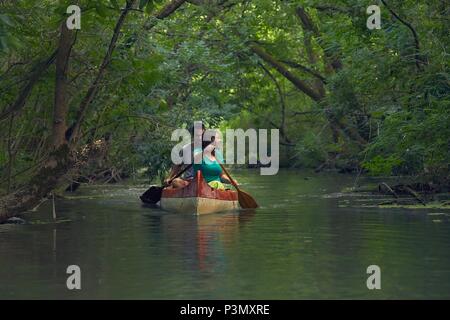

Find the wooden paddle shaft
[[218, 161, 258, 208], [217, 162, 239, 191]]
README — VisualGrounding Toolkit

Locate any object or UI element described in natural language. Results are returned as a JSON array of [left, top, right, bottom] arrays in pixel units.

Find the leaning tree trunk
[[0, 22, 75, 222]]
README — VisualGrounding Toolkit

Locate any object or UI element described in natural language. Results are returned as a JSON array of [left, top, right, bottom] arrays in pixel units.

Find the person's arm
[[165, 164, 183, 184], [220, 172, 238, 185]]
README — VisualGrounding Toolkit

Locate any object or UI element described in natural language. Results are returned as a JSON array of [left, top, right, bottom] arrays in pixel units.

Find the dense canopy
[[0, 0, 449, 221]]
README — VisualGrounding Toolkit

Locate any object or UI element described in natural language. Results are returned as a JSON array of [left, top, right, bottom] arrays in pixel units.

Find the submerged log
[[400, 185, 426, 206], [379, 182, 399, 198], [349, 180, 448, 207]]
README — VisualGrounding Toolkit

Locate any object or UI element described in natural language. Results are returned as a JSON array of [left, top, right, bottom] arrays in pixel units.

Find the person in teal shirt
[[193, 133, 237, 190]]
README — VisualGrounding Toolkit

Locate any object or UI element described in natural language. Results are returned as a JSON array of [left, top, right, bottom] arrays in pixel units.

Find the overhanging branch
[[250, 44, 322, 102]]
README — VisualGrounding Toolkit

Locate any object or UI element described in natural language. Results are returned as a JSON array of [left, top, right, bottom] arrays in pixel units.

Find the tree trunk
[[70, 0, 137, 143], [380, 0, 425, 71], [250, 43, 323, 102], [52, 23, 75, 148], [296, 7, 342, 73], [296, 7, 325, 97], [0, 20, 75, 223]]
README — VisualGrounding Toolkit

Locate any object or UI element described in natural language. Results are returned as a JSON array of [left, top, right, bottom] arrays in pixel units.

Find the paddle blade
[[140, 186, 163, 204], [238, 190, 258, 209]]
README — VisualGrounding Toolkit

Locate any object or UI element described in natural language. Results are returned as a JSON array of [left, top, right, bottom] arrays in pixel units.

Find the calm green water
[[1, 170, 450, 299]]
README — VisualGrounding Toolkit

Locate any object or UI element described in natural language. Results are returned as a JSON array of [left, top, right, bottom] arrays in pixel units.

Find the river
[[1, 170, 449, 299]]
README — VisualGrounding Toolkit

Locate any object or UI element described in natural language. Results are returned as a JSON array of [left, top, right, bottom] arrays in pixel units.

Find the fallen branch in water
[[379, 182, 399, 199], [401, 185, 426, 206]]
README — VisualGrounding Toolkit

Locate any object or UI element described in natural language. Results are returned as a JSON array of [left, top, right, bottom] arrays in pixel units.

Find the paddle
[[217, 161, 258, 209], [140, 164, 192, 204]]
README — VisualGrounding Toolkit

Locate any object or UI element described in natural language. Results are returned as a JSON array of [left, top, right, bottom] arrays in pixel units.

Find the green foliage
[[0, 0, 449, 193], [362, 155, 403, 176], [0, 13, 18, 52], [294, 132, 328, 168]]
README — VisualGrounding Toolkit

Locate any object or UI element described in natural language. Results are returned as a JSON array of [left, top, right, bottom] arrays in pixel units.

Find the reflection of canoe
[[160, 171, 239, 215]]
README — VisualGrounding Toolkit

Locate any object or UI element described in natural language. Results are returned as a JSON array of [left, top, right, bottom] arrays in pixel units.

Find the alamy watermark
[[367, 5, 381, 30], [66, 265, 81, 290], [66, 5, 81, 30], [366, 265, 381, 290], [64, 4, 381, 31], [171, 121, 279, 175]]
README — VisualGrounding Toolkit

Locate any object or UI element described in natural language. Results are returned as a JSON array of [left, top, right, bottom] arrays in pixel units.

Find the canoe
[[160, 170, 239, 214]]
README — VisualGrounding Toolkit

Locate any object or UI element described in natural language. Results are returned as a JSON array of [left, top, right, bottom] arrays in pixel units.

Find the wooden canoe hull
[[160, 196, 239, 215], [160, 171, 239, 215]]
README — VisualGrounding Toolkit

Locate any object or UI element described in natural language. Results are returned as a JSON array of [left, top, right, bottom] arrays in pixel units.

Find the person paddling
[[193, 130, 238, 190], [141, 124, 257, 209], [164, 123, 206, 189]]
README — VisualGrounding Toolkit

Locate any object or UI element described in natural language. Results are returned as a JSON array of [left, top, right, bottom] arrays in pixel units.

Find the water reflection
[[144, 210, 255, 274]]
